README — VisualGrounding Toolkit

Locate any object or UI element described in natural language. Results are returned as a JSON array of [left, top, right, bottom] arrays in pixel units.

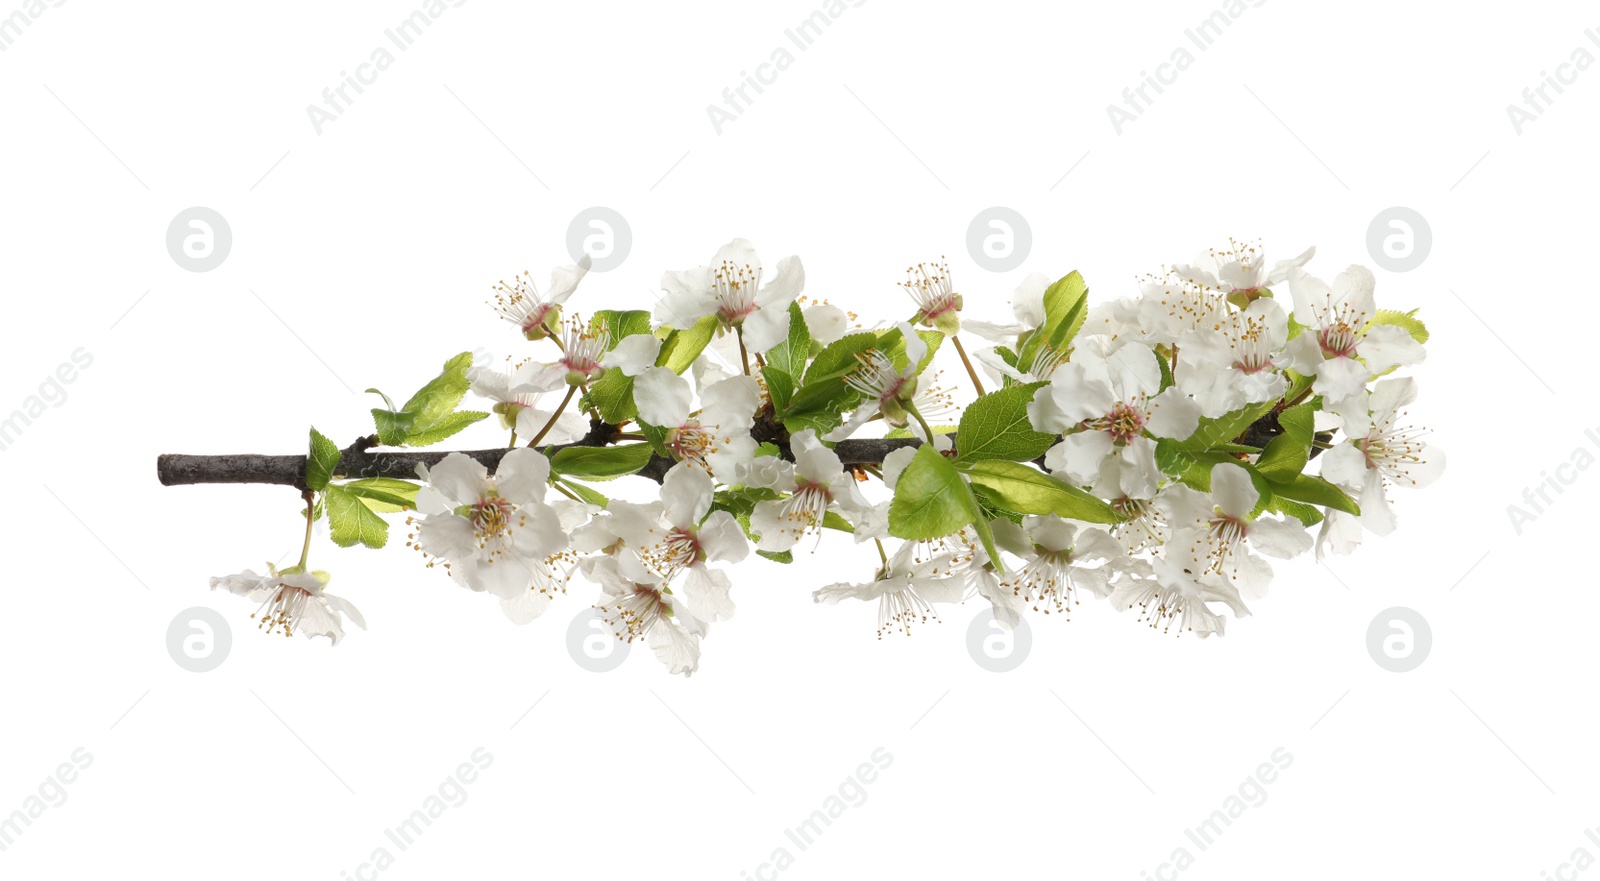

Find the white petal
[[495, 447, 550, 505], [426, 453, 488, 506], [646, 617, 701, 676], [741, 303, 791, 352], [697, 511, 750, 564], [633, 367, 692, 428], [804, 304, 850, 345], [678, 565, 736, 623], [1359, 324, 1424, 375], [1209, 462, 1259, 518], [1146, 389, 1202, 441], [1248, 516, 1313, 559], [756, 255, 805, 308], [602, 334, 663, 377], [1047, 430, 1115, 484], [500, 587, 554, 625], [1320, 444, 1368, 488], [661, 462, 713, 528]]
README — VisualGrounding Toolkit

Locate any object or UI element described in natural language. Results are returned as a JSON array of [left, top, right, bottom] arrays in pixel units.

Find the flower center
[[558, 317, 609, 381], [845, 351, 906, 404], [647, 528, 703, 579], [471, 495, 519, 542], [252, 582, 313, 638], [1317, 322, 1361, 359], [667, 421, 721, 468], [712, 259, 762, 325], [598, 583, 668, 642], [902, 260, 960, 321], [1091, 401, 1147, 445]]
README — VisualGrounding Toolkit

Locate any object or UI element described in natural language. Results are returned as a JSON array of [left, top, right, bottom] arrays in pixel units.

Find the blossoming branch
[[157, 238, 1443, 675]]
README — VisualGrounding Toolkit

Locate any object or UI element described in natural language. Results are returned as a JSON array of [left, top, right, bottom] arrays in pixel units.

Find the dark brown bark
[[157, 412, 1312, 490]]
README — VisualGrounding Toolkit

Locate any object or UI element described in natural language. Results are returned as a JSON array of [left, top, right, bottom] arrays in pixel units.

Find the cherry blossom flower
[[901, 259, 963, 334], [1173, 240, 1314, 299], [1158, 463, 1313, 599], [1109, 551, 1251, 638], [586, 553, 707, 676], [655, 238, 805, 351], [1284, 265, 1424, 405], [1030, 340, 1201, 497], [814, 540, 968, 638], [603, 463, 749, 622], [826, 322, 954, 445], [632, 368, 760, 481], [1318, 377, 1444, 536], [410, 449, 566, 600], [492, 254, 591, 340], [1175, 298, 1291, 418], [211, 568, 366, 645], [468, 355, 588, 444], [750, 430, 878, 551], [1000, 515, 1124, 616]]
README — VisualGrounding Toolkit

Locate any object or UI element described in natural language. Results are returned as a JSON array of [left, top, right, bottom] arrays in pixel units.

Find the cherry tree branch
[[155, 419, 930, 489], [156, 412, 1320, 490]]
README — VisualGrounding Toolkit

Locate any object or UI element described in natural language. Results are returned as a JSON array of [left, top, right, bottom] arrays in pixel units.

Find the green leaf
[[586, 368, 637, 424], [757, 549, 794, 564], [370, 352, 484, 447], [1266, 473, 1360, 516], [1255, 403, 1315, 482], [656, 314, 720, 374], [1157, 347, 1175, 392], [324, 484, 389, 549], [402, 411, 489, 447], [306, 427, 341, 492], [766, 302, 810, 378], [1366, 309, 1429, 344], [400, 352, 474, 428], [888, 446, 973, 540], [337, 477, 420, 513], [1176, 399, 1278, 452], [955, 382, 1055, 463], [559, 479, 611, 508], [959, 460, 1122, 524], [962, 481, 1005, 576], [1018, 270, 1088, 371], [550, 443, 655, 481], [762, 366, 796, 413], [591, 310, 653, 348], [803, 332, 880, 383], [1271, 496, 1325, 527]]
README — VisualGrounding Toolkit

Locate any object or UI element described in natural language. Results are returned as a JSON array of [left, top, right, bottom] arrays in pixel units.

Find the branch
[[156, 412, 1315, 490], [156, 419, 929, 489]]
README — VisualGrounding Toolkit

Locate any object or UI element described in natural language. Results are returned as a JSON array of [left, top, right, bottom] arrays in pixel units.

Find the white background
[[1, 1, 1593, 878]]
